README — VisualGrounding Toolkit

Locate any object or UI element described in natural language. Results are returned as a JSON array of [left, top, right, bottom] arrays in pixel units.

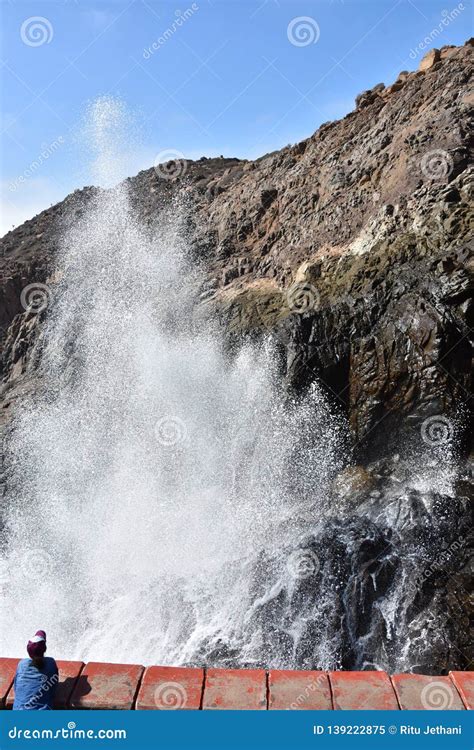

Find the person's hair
[[31, 656, 45, 669]]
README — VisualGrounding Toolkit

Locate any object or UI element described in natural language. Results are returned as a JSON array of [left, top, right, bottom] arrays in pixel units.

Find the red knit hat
[[27, 630, 46, 659]]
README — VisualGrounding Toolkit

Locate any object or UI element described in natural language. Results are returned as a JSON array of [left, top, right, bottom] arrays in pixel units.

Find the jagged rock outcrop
[[1, 41, 473, 462]]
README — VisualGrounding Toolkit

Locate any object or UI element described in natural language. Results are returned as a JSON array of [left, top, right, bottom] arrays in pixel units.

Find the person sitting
[[12, 630, 59, 710]]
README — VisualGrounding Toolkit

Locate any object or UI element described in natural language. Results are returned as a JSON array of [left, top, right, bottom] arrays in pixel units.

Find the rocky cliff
[[1, 41, 473, 675], [1, 41, 473, 461]]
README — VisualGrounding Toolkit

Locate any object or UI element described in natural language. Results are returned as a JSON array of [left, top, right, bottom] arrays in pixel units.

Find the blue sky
[[1, 0, 471, 235]]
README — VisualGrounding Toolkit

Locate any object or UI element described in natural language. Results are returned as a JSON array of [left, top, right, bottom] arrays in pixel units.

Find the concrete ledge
[[136, 666, 204, 710], [329, 670, 400, 710], [0, 659, 19, 707], [202, 669, 267, 710], [450, 671, 474, 710], [69, 662, 144, 710], [1, 658, 472, 710], [392, 673, 465, 710], [268, 669, 332, 710]]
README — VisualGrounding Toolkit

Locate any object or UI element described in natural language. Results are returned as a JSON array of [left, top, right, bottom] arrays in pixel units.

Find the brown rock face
[[1, 41, 473, 462], [419, 48, 441, 71]]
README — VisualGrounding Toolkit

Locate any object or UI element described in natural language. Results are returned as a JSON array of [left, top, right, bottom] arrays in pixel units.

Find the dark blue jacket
[[13, 657, 59, 710]]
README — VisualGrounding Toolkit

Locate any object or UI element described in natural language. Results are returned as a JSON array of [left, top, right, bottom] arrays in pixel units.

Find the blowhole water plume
[[1, 99, 470, 674], [80, 97, 144, 188], [0, 98, 344, 665]]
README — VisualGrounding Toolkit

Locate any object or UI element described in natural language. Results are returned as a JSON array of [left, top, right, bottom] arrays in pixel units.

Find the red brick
[[6, 660, 84, 709], [69, 662, 144, 709], [136, 666, 204, 710], [392, 674, 464, 710], [268, 670, 332, 710], [203, 668, 266, 710], [0, 658, 19, 707], [450, 671, 474, 710], [329, 671, 399, 710]]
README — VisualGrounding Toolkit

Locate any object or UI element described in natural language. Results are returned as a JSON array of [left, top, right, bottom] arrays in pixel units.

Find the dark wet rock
[[186, 460, 473, 673]]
